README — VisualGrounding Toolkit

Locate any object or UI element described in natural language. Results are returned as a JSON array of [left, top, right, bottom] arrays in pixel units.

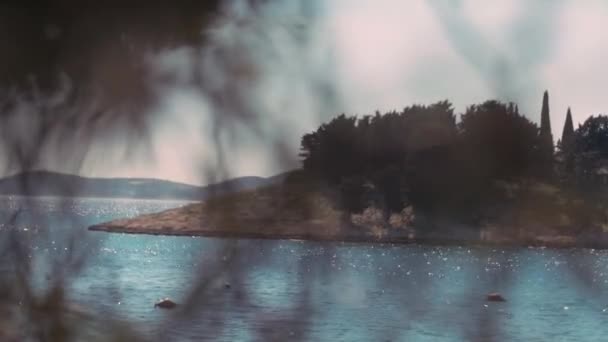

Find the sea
[[1, 196, 607, 341]]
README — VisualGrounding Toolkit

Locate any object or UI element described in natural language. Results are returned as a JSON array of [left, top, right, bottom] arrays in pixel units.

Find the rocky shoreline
[[87, 181, 608, 250], [88, 222, 607, 250]]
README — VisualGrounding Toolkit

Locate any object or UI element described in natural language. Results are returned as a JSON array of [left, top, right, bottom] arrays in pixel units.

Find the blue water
[[2, 197, 608, 341]]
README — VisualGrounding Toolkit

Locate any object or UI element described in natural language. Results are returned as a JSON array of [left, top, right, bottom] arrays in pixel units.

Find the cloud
[[541, 0, 608, 132], [4, 0, 606, 183], [90, 0, 339, 184], [129, 0, 608, 182]]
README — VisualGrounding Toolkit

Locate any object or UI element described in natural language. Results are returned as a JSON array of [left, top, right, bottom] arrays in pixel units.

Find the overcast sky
[[6, 0, 608, 185]]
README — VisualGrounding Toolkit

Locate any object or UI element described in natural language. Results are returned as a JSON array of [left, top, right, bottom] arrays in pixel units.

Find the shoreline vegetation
[[90, 92, 608, 249]]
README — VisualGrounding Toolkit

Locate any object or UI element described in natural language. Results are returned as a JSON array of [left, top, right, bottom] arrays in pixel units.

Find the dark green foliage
[[300, 100, 545, 217], [574, 114, 608, 157], [539, 91, 554, 153], [558, 108, 576, 177], [299, 96, 608, 228], [300, 101, 457, 176], [538, 91, 555, 176], [338, 174, 372, 212], [560, 108, 575, 153], [539, 92, 553, 139], [572, 115, 608, 189], [300, 101, 458, 212], [459, 101, 540, 180], [300, 114, 359, 183]]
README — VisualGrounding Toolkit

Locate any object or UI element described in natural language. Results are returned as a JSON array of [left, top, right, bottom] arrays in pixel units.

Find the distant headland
[[0, 170, 285, 200]]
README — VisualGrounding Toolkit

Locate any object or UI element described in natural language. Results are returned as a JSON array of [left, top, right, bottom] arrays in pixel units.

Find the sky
[[3, 0, 608, 185]]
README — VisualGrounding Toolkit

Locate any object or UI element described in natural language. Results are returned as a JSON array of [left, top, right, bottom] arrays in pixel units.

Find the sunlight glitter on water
[[2, 197, 608, 341]]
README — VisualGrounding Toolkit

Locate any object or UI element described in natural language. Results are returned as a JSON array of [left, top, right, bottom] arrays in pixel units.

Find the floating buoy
[[154, 298, 177, 309], [224, 283, 231, 289], [486, 293, 506, 302]]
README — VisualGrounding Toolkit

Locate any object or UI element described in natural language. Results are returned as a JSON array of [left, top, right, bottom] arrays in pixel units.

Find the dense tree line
[[300, 100, 544, 216], [573, 115, 608, 157], [300, 99, 608, 221]]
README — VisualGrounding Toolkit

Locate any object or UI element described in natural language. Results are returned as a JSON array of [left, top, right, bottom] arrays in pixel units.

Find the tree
[[574, 115, 608, 156], [459, 100, 540, 180], [539, 91, 554, 154], [560, 107, 575, 153], [558, 107, 576, 176], [300, 99, 544, 216], [538, 91, 555, 177], [300, 114, 359, 183], [572, 115, 608, 189], [299, 101, 458, 213]]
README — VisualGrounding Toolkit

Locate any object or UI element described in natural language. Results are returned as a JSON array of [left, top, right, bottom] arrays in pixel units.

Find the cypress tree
[[561, 107, 574, 151], [539, 90, 554, 177], [540, 90, 554, 153], [560, 107, 575, 176]]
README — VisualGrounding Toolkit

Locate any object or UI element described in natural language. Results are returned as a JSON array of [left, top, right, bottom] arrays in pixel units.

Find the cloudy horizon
[[2, 0, 608, 185]]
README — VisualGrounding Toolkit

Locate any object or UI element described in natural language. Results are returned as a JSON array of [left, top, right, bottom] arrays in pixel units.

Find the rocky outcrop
[[90, 183, 346, 241], [154, 299, 177, 309], [486, 293, 506, 302]]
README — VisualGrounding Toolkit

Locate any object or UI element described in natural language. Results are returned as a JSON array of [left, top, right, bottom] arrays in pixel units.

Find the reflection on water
[[1, 197, 608, 341]]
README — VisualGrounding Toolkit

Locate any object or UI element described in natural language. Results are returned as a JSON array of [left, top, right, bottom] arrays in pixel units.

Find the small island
[[90, 92, 608, 249]]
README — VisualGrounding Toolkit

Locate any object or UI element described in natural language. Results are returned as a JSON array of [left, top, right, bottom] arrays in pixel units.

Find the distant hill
[[0, 170, 290, 200]]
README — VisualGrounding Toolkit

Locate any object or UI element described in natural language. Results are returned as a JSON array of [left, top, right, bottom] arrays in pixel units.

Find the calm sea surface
[[1, 197, 608, 341]]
